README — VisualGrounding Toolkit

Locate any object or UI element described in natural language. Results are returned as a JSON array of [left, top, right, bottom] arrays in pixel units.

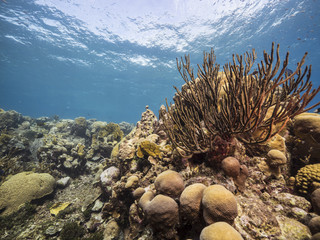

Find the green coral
[[295, 163, 320, 194], [137, 140, 161, 159]]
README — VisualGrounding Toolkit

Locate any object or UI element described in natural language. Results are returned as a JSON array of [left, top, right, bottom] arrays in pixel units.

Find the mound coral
[[295, 163, 320, 194], [160, 42, 320, 157], [139, 191, 179, 238], [221, 157, 241, 178], [221, 157, 249, 191], [202, 184, 238, 224], [0, 172, 56, 216], [154, 170, 185, 198], [266, 149, 287, 177], [180, 183, 207, 224], [200, 222, 243, 240], [311, 188, 320, 215]]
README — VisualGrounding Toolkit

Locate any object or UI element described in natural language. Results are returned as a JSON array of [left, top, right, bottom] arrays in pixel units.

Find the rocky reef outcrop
[[0, 106, 320, 240]]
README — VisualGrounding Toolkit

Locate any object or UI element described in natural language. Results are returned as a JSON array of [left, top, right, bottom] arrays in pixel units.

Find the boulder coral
[[266, 149, 287, 177], [154, 170, 184, 198], [0, 172, 56, 216], [311, 188, 320, 215], [221, 157, 249, 191], [200, 222, 243, 240], [125, 175, 139, 189], [292, 113, 320, 160], [221, 157, 241, 178], [202, 184, 238, 225], [309, 216, 320, 235], [139, 191, 179, 238], [180, 183, 207, 224]]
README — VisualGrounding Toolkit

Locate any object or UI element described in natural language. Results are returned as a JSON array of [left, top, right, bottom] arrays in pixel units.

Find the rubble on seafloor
[[0, 107, 320, 240]]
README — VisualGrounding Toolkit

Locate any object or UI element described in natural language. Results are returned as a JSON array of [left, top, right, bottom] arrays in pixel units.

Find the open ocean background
[[0, 0, 319, 123]]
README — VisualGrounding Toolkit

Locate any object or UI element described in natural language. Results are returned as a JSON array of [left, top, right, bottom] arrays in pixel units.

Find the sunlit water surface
[[1, 0, 319, 123]]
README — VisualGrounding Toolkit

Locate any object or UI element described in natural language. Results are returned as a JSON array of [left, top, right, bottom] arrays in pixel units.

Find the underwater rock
[[56, 176, 71, 188], [92, 199, 104, 212], [45, 225, 61, 237], [154, 170, 184, 199], [103, 219, 121, 240], [0, 172, 55, 216], [133, 187, 145, 199], [200, 222, 243, 240], [277, 215, 311, 240], [202, 184, 238, 225], [100, 166, 120, 186]]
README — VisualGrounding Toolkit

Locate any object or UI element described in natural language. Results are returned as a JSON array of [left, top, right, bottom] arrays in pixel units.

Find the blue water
[[1, 0, 319, 123]]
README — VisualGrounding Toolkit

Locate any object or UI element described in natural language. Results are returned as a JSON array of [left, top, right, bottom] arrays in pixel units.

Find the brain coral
[[202, 184, 238, 225], [295, 163, 320, 194], [0, 172, 56, 216], [180, 183, 207, 224], [200, 222, 243, 240], [154, 170, 184, 198]]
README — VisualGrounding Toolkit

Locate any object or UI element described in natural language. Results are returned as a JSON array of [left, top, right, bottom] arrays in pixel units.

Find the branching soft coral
[[160, 42, 320, 157]]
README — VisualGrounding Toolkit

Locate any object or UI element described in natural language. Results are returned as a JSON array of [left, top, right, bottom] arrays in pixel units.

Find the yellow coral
[[76, 143, 85, 157], [295, 163, 320, 194], [50, 202, 71, 216], [137, 140, 161, 159]]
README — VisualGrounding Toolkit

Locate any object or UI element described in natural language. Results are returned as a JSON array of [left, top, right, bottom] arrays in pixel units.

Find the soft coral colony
[[160, 42, 320, 157]]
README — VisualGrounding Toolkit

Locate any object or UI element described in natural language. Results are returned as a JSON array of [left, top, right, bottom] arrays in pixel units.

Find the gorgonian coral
[[160, 43, 320, 157]]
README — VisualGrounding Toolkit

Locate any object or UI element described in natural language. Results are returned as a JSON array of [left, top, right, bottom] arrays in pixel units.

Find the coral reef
[[1, 43, 320, 240]]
